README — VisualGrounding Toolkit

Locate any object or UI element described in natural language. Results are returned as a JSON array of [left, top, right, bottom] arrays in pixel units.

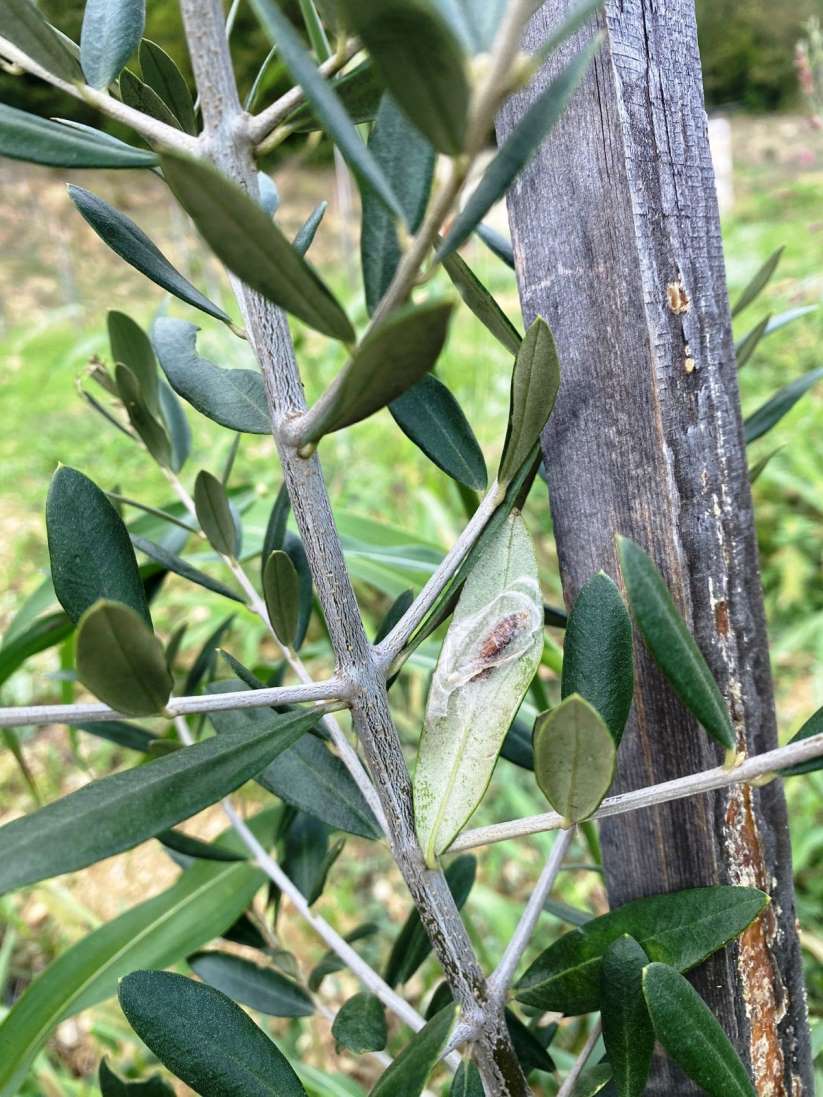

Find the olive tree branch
[[0, 36, 199, 154], [554, 1020, 602, 1097], [450, 732, 823, 851]]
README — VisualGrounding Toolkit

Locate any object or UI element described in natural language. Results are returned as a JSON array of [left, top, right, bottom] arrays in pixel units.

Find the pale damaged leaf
[[413, 514, 543, 864]]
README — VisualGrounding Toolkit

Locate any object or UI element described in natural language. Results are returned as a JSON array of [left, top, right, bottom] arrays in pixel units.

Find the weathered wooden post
[[500, 2, 813, 1092]]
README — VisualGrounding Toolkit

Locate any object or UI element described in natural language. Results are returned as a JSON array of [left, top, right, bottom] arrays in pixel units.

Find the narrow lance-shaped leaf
[[68, 186, 230, 323], [293, 199, 327, 255], [183, 614, 236, 695], [390, 374, 488, 491], [76, 600, 172, 716], [362, 93, 435, 315], [80, 0, 145, 88], [0, 705, 317, 894], [195, 469, 240, 558], [109, 310, 159, 414], [499, 316, 561, 485], [0, 104, 158, 169], [734, 313, 770, 369], [339, 0, 469, 155], [0, 818, 273, 1097], [743, 367, 823, 445], [310, 924, 380, 992], [731, 246, 783, 317], [451, 1061, 484, 1097], [119, 971, 308, 1097], [0, 0, 82, 82], [116, 364, 173, 468], [438, 36, 602, 260], [533, 695, 616, 824], [299, 300, 454, 445], [119, 69, 182, 130], [476, 223, 515, 268], [281, 812, 342, 906], [47, 465, 151, 626], [285, 61, 383, 132], [370, 1004, 458, 1097], [131, 535, 245, 604], [99, 1059, 175, 1096], [616, 535, 735, 752], [248, 0, 403, 220], [153, 318, 271, 434], [515, 884, 768, 1014], [159, 380, 191, 473], [642, 963, 756, 1097], [261, 483, 291, 584], [442, 249, 523, 356], [562, 571, 634, 744], [159, 150, 355, 342], [331, 993, 388, 1054], [779, 705, 823, 778], [0, 611, 73, 690], [414, 514, 543, 864], [139, 39, 197, 134], [188, 951, 315, 1018], [157, 828, 245, 863], [601, 935, 654, 1097], [263, 550, 300, 647]]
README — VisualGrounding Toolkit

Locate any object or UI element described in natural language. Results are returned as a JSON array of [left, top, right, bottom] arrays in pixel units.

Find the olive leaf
[[99, 1058, 175, 1096], [498, 317, 561, 486], [299, 300, 454, 445], [0, 104, 158, 169], [119, 69, 182, 130], [80, 0, 145, 88], [413, 513, 543, 865], [731, 246, 783, 317], [0, 0, 82, 82], [116, 364, 173, 469], [139, 39, 197, 134], [442, 249, 522, 356], [194, 470, 240, 558], [533, 695, 616, 824], [601, 936, 654, 1097], [188, 951, 314, 1018], [743, 367, 823, 444], [331, 993, 387, 1054], [262, 549, 300, 647], [108, 310, 160, 414], [370, 1004, 458, 1097], [75, 600, 172, 716]]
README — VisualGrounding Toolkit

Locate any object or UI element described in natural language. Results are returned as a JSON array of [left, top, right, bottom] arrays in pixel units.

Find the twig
[[487, 827, 575, 1000], [0, 679, 345, 730], [450, 733, 823, 852], [0, 36, 199, 154], [249, 38, 363, 145], [555, 1020, 602, 1097]]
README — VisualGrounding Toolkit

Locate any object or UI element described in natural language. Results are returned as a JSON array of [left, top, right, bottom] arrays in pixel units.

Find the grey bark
[[180, 2, 528, 1092], [500, 2, 812, 1093]]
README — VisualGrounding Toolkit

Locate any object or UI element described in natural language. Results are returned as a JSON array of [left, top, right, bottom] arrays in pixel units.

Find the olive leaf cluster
[[0, 1, 821, 1096]]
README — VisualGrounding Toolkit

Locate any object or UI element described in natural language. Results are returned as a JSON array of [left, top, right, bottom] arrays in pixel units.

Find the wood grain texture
[[500, 2, 812, 1093]]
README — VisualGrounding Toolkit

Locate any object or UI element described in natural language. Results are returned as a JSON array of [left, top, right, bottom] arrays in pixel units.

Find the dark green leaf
[[158, 829, 245, 863], [286, 60, 382, 132], [731, 246, 783, 318], [0, 814, 274, 1095], [438, 37, 601, 259], [616, 536, 735, 751], [544, 898, 593, 926], [780, 706, 823, 777], [76, 600, 172, 715], [0, 104, 157, 168], [515, 885, 768, 1014], [390, 374, 487, 490], [506, 1009, 555, 1075], [562, 571, 633, 745], [332, 993, 387, 1053], [501, 717, 534, 770], [119, 69, 182, 130], [571, 1065, 613, 1097], [499, 316, 561, 485], [131, 535, 245, 604], [258, 734, 381, 839], [263, 550, 300, 647], [476, 223, 514, 268], [223, 912, 269, 951], [71, 719, 156, 753], [293, 200, 327, 255], [339, 0, 469, 155], [184, 614, 236, 695], [451, 1061, 483, 1097], [734, 313, 770, 369], [601, 936, 653, 1097], [153, 318, 270, 434], [309, 924, 380, 992], [80, 0, 145, 87], [642, 963, 756, 1096], [119, 971, 308, 1097], [361, 94, 434, 315], [0, 705, 316, 893], [116, 363, 173, 468], [99, 1058, 175, 1096], [282, 812, 342, 906], [0, 0, 82, 81], [249, 0, 403, 220], [442, 249, 522, 355], [195, 470, 240, 558], [188, 951, 314, 1017], [68, 186, 230, 324], [0, 610, 73, 690], [385, 856, 475, 987], [369, 1004, 457, 1097], [261, 483, 291, 583], [283, 532, 313, 650], [533, 695, 616, 823], [748, 445, 782, 484], [47, 466, 150, 627], [139, 39, 197, 134], [374, 589, 414, 644], [159, 150, 354, 342], [109, 310, 159, 414], [301, 300, 453, 444], [743, 367, 823, 444]]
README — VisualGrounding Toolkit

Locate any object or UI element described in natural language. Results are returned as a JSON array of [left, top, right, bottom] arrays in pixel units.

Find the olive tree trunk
[[500, 2, 812, 1093]]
